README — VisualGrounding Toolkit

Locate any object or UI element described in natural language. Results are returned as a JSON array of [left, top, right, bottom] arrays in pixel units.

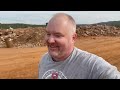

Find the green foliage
[[96, 21, 120, 27], [0, 23, 46, 29]]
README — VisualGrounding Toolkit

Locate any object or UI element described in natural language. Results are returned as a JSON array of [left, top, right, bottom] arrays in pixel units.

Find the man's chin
[[49, 51, 59, 57]]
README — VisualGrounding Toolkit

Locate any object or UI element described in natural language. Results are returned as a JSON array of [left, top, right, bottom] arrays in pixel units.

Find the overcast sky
[[0, 11, 120, 25]]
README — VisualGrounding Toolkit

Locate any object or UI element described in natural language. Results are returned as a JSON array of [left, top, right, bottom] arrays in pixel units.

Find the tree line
[[0, 23, 46, 29], [96, 21, 120, 27]]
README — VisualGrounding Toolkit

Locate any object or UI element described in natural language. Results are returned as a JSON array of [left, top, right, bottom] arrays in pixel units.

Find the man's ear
[[72, 33, 77, 42], [72, 33, 77, 43]]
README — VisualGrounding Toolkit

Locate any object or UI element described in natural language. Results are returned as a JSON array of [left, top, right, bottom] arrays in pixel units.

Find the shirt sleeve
[[89, 56, 120, 79]]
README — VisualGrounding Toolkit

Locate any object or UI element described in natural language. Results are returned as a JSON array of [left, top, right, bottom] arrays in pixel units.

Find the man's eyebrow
[[54, 32, 64, 35], [46, 31, 61, 34], [54, 32, 61, 34]]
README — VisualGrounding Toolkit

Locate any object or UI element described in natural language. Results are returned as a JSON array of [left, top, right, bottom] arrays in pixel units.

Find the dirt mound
[[0, 25, 120, 48], [0, 27, 46, 48], [76, 24, 120, 37]]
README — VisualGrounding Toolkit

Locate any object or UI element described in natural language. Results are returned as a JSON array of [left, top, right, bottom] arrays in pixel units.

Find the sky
[[0, 11, 120, 25]]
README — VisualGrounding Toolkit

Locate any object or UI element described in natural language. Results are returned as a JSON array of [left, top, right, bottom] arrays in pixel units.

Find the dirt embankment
[[76, 24, 120, 37], [0, 25, 120, 48], [0, 27, 46, 48]]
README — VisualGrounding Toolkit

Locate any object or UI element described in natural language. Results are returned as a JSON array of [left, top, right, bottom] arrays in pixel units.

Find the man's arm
[[89, 56, 120, 79]]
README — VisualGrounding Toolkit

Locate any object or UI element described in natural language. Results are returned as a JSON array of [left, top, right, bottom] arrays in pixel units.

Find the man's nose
[[47, 36, 55, 43]]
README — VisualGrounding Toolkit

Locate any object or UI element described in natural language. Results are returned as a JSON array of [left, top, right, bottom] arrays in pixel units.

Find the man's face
[[45, 19, 75, 61]]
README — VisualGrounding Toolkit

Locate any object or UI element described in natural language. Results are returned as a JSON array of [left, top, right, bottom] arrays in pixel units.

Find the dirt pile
[[0, 25, 120, 48], [76, 24, 120, 37], [0, 27, 46, 48]]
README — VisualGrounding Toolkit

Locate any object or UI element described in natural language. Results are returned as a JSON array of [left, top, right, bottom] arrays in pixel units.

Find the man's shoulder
[[39, 52, 49, 65], [74, 47, 92, 57], [41, 52, 49, 60], [74, 47, 104, 61]]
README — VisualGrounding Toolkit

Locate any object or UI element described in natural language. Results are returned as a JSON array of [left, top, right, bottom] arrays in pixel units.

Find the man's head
[[45, 13, 77, 61]]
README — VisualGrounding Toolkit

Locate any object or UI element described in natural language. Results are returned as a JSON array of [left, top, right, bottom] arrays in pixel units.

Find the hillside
[[96, 20, 120, 27]]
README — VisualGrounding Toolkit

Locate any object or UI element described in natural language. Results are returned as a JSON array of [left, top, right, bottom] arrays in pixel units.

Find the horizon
[[0, 11, 120, 25], [0, 20, 119, 25]]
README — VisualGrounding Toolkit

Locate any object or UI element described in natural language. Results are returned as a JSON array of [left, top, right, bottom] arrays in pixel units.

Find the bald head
[[47, 13, 76, 34], [45, 13, 77, 61]]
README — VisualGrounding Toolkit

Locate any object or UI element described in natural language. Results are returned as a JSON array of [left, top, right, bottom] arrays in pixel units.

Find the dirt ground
[[0, 36, 120, 79]]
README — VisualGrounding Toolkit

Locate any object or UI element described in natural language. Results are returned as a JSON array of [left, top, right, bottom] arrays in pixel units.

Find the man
[[38, 13, 120, 79]]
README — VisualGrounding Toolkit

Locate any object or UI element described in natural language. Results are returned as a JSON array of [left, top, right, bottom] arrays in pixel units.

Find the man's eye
[[47, 33, 50, 36], [55, 34, 63, 37], [55, 35, 60, 37]]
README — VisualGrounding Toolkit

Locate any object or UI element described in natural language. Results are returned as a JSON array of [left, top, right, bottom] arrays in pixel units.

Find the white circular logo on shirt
[[42, 69, 67, 79]]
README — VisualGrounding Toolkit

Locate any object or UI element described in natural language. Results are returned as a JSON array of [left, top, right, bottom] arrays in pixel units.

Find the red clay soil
[[0, 36, 120, 79]]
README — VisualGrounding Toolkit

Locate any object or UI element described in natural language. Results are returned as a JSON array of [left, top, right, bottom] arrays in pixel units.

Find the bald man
[[38, 13, 120, 79]]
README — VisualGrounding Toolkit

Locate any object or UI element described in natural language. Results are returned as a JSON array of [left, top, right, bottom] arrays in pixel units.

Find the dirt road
[[0, 47, 47, 79], [0, 36, 120, 79]]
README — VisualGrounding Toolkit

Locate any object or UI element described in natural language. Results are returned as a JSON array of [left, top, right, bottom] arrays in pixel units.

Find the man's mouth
[[49, 46, 58, 50]]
